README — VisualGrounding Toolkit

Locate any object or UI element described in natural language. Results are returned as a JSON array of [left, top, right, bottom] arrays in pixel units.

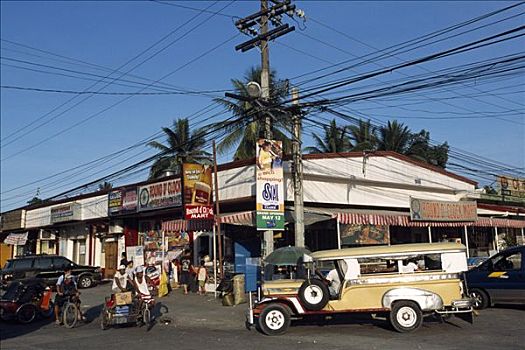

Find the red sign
[[185, 205, 214, 220]]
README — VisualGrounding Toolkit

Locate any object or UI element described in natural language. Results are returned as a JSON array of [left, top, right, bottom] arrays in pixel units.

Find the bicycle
[[60, 293, 82, 329]]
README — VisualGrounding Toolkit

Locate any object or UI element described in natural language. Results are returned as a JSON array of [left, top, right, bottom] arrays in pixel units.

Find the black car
[[465, 245, 525, 309], [1, 254, 102, 289]]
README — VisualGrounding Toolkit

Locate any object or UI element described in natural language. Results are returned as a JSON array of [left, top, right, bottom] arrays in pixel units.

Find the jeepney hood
[[262, 279, 304, 296]]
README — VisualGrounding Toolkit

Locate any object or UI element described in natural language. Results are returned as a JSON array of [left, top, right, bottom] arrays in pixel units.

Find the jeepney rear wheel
[[258, 304, 291, 336], [298, 279, 329, 311], [469, 288, 489, 310], [389, 301, 423, 333]]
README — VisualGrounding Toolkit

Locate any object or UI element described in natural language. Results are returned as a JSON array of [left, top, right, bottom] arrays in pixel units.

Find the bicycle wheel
[[143, 307, 151, 328], [100, 307, 110, 330], [63, 303, 79, 329]]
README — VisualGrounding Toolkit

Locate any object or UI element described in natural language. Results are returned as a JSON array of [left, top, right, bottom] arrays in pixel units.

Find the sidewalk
[[154, 289, 247, 331]]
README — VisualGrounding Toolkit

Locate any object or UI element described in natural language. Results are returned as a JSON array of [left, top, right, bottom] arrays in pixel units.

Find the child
[[197, 260, 207, 295]]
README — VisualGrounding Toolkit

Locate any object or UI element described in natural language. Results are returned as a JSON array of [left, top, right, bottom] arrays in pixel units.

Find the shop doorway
[[104, 241, 118, 278]]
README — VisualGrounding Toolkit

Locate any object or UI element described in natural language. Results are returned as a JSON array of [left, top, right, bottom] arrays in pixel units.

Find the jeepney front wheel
[[389, 301, 423, 333], [257, 304, 291, 336]]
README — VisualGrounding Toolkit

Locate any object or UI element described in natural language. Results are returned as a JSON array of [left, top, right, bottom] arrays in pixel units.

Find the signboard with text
[[182, 163, 213, 221], [498, 176, 525, 198], [185, 205, 214, 220], [138, 178, 182, 211], [108, 188, 137, 215], [410, 198, 477, 222], [51, 203, 81, 223], [256, 139, 284, 231]]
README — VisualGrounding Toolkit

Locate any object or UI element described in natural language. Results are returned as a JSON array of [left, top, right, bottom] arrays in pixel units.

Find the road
[[1, 283, 524, 350]]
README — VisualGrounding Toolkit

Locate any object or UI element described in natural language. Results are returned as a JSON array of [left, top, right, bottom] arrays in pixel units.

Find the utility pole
[[260, 0, 272, 139], [291, 88, 304, 247], [212, 141, 223, 278]]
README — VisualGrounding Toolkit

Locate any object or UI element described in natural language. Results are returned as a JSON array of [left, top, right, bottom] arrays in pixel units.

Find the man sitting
[[54, 267, 81, 325], [326, 268, 341, 299], [112, 265, 131, 293]]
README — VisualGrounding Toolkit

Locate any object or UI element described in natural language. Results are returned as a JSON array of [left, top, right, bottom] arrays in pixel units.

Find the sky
[[1, 1, 524, 211]]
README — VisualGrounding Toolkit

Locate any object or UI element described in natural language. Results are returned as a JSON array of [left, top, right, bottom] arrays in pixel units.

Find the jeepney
[[247, 242, 473, 335]]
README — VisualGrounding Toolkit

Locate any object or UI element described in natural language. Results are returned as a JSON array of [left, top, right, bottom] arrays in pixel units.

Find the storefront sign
[[498, 176, 525, 198], [51, 203, 81, 223], [126, 246, 144, 266], [340, 224, 389, 245], [108, 188, 137, 215], [183, 163, 213, 206], [185, 205, 214, 220], [138, 178, 182, 211], [256, 139, 285, 231], [410, 198, 477, 222]]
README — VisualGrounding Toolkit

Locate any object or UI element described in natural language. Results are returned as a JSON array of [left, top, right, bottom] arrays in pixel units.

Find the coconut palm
[[148, 118, 210, 179], [305, 119, 352, 154], [348, 119, 377, 151], [377, 120, 411, 153], [213, 66, 291, 160]]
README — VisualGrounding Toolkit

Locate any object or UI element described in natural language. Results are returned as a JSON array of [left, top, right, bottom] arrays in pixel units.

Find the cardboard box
[[115, 292, 132, 305]]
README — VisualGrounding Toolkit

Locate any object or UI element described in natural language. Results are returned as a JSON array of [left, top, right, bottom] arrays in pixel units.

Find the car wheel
[[389, 301, 423, 333], [258, 304, 291, 336], [16, 304, 37, 324], [298, 279, 329, 311], [78, 275, 93, 289], [469, 288, 489, 310]]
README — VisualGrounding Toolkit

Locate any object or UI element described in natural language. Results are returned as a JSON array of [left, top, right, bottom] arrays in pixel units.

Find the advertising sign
[[340, 224, 389, 246], [185, 205, 214, 220], [410, 198, 477, 222], [182, 163, 213, 206], [51, 203, 81, 223], [256, 139, 284, 231], [498, 176, 525, 198], [138, 178, 182, 211], [108, 188, 137, 215]]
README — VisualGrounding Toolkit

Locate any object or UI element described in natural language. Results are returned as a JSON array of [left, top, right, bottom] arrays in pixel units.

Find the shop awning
[[162, 219, 187, 232], [333, 210, 525, 228], [218, 211, 255, 226], [3, 232, 28, 245]]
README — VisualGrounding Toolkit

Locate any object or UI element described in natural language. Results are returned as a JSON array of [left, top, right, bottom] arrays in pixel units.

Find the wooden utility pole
[[212, 141, 223, 278], [291, 88, 304, 247], [260, 0, 272, 139]]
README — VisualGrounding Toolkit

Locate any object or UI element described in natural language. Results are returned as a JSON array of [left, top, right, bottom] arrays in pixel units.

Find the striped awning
[[335, 212, 525, 228], [218, 211, 255, 226], [162, 219, 187, 232]]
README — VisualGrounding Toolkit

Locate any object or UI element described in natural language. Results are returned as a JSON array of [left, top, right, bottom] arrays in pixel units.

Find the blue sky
[[1, 1, 524, 211]]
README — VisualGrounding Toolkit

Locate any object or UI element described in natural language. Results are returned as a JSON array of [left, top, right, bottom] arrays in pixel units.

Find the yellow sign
[[182, 164, 213, 206]]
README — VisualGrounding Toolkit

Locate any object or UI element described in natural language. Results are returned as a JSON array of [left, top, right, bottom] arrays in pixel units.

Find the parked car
[[247, 242, 473, 335], [1, 254, 102, 290], [465, 245, 525, 309]]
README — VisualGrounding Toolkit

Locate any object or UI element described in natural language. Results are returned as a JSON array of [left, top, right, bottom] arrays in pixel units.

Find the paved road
[[1, 284, 524, 350]]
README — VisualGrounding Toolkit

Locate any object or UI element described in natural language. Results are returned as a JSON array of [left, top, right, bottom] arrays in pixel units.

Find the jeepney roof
[[310, 242, 466, 261]]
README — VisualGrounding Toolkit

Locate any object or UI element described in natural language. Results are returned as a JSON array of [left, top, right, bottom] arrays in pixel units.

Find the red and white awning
[[162, 219, 187, 232], [334, 212, 525, 228], [218, 211, 254, 226]]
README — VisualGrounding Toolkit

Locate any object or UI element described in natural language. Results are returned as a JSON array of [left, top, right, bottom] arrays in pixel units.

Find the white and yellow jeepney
[[247, 242, 473, 335]]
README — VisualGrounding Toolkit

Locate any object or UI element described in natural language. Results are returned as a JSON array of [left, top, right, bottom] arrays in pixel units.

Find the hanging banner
[[3, 232, 29, 245], [498, 176, 525, 198], [138, 178, 182, 211], [410, 198, 478, 222], [256, 139, 285, 231], [339, 224, 389, 246]]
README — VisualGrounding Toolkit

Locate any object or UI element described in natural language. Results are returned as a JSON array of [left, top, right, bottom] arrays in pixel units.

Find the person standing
[[197, 260, 207, 295], [180, 255, 192, 295], [120, 252, 128, 267]]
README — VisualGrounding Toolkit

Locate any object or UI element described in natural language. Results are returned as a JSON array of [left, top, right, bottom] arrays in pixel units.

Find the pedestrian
[[180, 255, 192, 295], [120, 252, 128, 267], [170, 259, 179, 289], [197, 260, 207, 295], [125, 260, 135, 282]]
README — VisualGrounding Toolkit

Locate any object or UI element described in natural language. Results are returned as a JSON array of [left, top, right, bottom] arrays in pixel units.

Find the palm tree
[[148, 118, 210, 179], [348, 119, 377, 151], [377, 120, 411, 153], [305, 119, 352, 154], [213, 66, 291, 160]]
